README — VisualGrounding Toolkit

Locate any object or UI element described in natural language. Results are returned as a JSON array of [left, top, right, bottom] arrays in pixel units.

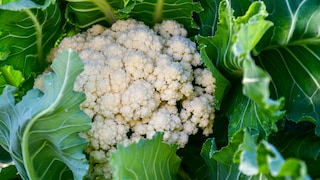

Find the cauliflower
[[35, 19, 216, 179]]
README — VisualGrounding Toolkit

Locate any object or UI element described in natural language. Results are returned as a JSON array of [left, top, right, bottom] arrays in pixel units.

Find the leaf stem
[[153, 0, 163, 23], [22, 9, 43, 69], [91, 0, 117, 25]]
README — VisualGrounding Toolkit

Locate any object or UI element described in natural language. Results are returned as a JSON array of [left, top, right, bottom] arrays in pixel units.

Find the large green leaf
[[201, 128, 311, 179], [65, 0, 139, 28], [270, 123, 320, 178], [65, 0, 202, 33], [226, 84, 280, 139], [109, 132, 181, 180], [0, 50, 91, 180], [196, 0, 285, 138], [257, 0, 320, 46], [0, 0, 63, 78], [253, 0, 320, 135], [196, 0, 220, 36], [129, 0, 202, 32]]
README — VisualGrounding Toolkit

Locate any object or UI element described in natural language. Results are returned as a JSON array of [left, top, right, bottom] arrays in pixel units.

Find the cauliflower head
[[36, 19, 216, 179]]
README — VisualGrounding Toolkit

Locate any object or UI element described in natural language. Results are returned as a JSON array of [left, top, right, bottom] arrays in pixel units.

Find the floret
[[35, 18, 216, 180], [120, 80, 161, 121], [154, 19, 188, 38]]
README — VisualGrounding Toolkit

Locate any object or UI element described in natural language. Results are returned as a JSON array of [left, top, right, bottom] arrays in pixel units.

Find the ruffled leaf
[[270, 124, 320, 178], [201, 128, 311, 179], [0, 65, 24, 94], [197, 0, 285, 139]]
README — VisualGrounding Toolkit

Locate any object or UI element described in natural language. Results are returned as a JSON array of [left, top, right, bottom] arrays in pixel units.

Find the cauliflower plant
[[36, 19, 216, 179]]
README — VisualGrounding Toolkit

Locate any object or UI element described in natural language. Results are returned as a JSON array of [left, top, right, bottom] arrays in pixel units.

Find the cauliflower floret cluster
[[37, 19, 216, 179]]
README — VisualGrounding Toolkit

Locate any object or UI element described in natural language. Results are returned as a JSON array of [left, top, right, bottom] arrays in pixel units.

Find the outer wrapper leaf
[[0, 0, 63, 78], [0, 50, 91, 180], [109, 132, 181, 180]]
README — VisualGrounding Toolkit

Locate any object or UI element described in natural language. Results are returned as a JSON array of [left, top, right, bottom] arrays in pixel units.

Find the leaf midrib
[[21, 50, 73, 179], [22, 9, 43, 69], [153, 0, 163, 24], [88, 0, 117, 24], [256, 37, 320, 54]]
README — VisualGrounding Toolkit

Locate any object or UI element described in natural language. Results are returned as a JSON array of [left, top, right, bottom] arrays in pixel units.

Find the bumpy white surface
[[36, 19, 216, 180]]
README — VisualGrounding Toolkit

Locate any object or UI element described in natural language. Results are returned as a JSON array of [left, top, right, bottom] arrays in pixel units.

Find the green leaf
[[235, 128, 311, 179], [65, 0, 140, 28], [0, 46, 10, 61], [226, 85, 280, 139], [228, 2, 286, 123], [0, 165, 19, 180], [65, 0, 202, 33], [0, 65, 24, 93], [0, 49, 91, 180], [0, 0, 63, 78], [130, 0, 202, 32], [196, 0, 236, 76], [198, 43, 230, 109], [253, 0, 320, 135], [0, 146, 12, 164], [270, 124, 320, 178], [229, 0, 252, 17], [201, 135, 246, 179], [197, 0, 285, 138], [201, 128, 311, 179], [196, 0, 220, 36], [176, 132, 213, 180], [257, 0, 320, 46], [0, 0, 18, 5], [109, 132, 181, 180], [232, 1, 274, 57]]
